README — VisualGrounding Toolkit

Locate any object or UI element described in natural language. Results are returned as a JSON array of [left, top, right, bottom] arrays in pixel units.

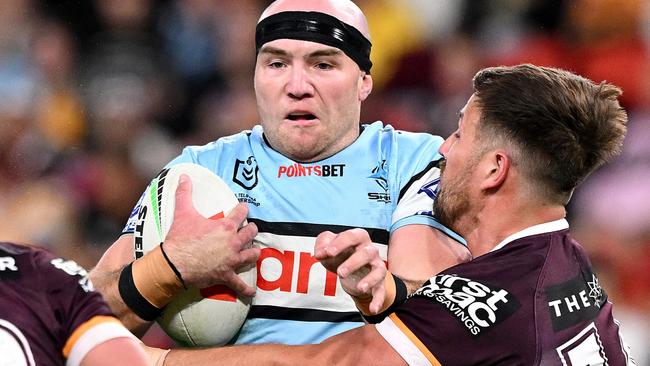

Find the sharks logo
[[368, 160, 391, 203], [233, 156, 259, 190], [369, 160, 389, 191]]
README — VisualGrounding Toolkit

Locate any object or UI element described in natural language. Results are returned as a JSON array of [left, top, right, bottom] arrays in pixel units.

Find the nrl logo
[[233, 156, 259, 190]]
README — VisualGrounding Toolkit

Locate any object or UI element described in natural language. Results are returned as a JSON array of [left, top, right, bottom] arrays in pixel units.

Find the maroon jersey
[[0, 242, 133, 366], [376, 220, 635, 365]]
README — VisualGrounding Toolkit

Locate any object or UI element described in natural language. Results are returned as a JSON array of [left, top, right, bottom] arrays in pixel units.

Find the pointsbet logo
[[413, 274, 519, 336], [277, 163, 345, 178]]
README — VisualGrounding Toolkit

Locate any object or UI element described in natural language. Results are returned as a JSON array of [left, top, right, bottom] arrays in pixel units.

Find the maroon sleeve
[[385, 272, 528, 365]]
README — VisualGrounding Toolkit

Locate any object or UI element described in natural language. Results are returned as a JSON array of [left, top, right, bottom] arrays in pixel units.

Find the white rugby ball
[[133, 162, 255, 346]]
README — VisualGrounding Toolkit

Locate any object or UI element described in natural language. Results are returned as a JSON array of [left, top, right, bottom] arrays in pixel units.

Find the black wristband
[[118, 262, 163, 321], [362, 273, 408, 324], [160, 242, 186, 289]]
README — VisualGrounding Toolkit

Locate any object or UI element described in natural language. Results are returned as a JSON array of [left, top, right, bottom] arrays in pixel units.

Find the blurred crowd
[[1, 0, 648, 361]]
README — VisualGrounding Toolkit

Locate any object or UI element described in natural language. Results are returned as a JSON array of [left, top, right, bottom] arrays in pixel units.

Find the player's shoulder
[[0, 242, 54, 268], [363, 121, 444, 150], [0, 242, 66, 292], [1, 242, 92, 287], [0, 241, 33, 256], [215, 126, 259, 147], [185, 128, 257, 154], [0, 242, 35, 280], [421, 243, 545, 303]]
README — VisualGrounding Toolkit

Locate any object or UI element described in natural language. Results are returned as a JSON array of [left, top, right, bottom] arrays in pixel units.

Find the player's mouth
[[285, 111, 318, 123]]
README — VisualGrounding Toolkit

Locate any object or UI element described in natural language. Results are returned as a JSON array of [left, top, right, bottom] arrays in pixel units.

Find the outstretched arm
[[91, 235, 151, 334], [152, 324, 406, 366], [80, 337, 150, 366]]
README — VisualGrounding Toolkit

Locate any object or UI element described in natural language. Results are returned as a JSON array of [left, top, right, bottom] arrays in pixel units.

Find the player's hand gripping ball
[[134, 163, 256, 346]]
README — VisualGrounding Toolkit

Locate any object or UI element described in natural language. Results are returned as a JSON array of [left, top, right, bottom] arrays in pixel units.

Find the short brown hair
[[472, 64, 627, 204]]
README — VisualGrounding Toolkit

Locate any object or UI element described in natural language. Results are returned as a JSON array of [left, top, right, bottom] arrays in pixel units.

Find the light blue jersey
[[123, 121, 463, 345]]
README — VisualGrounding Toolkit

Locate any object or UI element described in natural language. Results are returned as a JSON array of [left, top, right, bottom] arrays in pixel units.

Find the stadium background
[[0, 0, 648, 361]]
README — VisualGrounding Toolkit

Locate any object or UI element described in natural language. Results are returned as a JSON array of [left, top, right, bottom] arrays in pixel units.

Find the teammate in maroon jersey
[[0, 242, 149, 366], [143, 63, 634, 365]]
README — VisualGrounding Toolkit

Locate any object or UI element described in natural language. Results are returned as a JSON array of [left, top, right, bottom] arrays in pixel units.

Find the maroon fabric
[[394, 230, 632, 365], [0, 242, 115, 366]]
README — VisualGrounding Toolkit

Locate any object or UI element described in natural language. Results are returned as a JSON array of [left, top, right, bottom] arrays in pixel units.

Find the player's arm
[[78, 337, 150, 366], [60, 314, 150, 366], [39, 246, 151, 366], [80, 336, 150, 366], [158, 324, 406, 366], [91, 234, 151, 334], [91, 176, 260, 335], [388, 224, 470, 294]]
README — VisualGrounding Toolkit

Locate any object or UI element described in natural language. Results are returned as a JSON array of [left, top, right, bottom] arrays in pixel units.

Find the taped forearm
[[118, 245, 184, 321], [354, 272, 407, 323]]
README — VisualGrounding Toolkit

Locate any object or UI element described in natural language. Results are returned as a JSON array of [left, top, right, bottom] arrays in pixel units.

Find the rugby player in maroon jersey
[[0, 242, 149, 366]]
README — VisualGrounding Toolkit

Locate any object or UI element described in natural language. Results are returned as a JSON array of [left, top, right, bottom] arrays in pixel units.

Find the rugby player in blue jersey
[[148, 64, 635, 365], [91, 0, 469, 349]]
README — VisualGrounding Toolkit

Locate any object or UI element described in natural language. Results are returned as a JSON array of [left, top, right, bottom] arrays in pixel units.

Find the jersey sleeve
[[375, 296, 471, 365], [375, 274, 523, 366], [35, 251, 134, 366], [389, 131, 464, 244]]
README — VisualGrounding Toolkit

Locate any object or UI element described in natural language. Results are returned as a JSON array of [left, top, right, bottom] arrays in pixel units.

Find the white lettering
[[565, 295, 580, 312], [442, 275, 469, 288], [446, 291, 475, 308], [428, 274, 514, 333], [487, 289, 509, 310], [0, 257, 18, 271], [579, 290, 591, 308], [468, 301, 496, 327], [549, 299, 563, 317], [463, 281, 489, 297], [50, 258, 94, 292]]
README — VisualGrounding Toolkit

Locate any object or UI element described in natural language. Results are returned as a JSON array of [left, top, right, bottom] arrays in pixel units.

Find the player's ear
[[358, 72, 373, 101], [479, 150, 509, 191]]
